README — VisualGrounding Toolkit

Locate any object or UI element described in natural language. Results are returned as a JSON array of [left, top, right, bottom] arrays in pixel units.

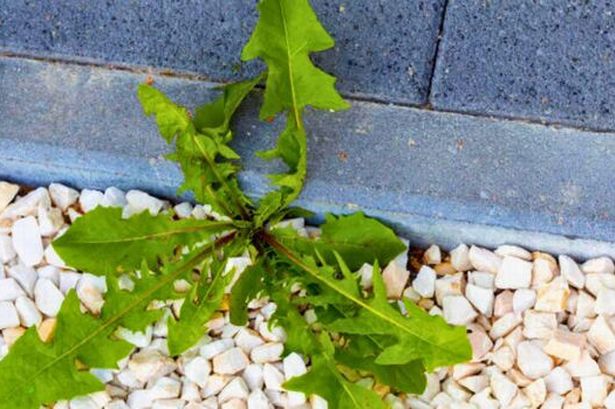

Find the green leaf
[[335, 335, 426, 394], [266, 237, 472, 372], [167, 239, 248, 355], [241, 0, 349, 120], [53, 206, 231, 276], [0, 239, 229, 409], [326, 259, 472, 371], [138, 83, 255, 218], [137, 84, 193, 143], [229, 262, 266, 326], [285, 335, 385, 409], [193, 74, 264, 138], [273, 212, 406, 271]]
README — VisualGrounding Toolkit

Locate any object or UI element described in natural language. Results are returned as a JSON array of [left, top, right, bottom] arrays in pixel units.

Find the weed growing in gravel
[[0, 1, 471, 407]]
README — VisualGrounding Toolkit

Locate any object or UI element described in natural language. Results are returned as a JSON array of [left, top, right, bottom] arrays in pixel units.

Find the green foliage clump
[[0, 1, 471, 408]]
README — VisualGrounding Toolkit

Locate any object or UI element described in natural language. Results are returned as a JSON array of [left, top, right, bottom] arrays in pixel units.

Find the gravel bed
[[1, 181, 615, 409]]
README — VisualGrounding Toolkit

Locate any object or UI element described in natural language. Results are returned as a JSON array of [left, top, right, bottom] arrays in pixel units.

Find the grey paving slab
[[0, 0, 445, 105], [431, 0, 615, 131], [2, 57, 615, 259]]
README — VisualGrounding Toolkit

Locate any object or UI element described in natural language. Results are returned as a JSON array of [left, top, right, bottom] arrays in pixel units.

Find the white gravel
[[3, 181, 615, 408]]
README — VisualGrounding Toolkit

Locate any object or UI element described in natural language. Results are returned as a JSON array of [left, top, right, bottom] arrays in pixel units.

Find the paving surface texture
[[432, 0, 615, 131], [0, 0, 445, 105], [1, 57, 614, 258]]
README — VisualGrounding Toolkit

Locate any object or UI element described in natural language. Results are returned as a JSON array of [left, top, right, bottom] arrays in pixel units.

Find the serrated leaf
[[138, 82, 257, 218], [265, 236, 472, 372], [229, 261, 266, 326], [193, 74, 264, 138], [53, 206, 231, 276], [285, 335, 385, 409], [167, 239, 248, 355], [0, 239, 230, 409], [241, 0, 349, 119], [273, 212, 406, 271]]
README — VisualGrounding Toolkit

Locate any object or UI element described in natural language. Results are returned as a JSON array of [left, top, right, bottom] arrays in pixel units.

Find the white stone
[[202, 374, 230, 397], [242, 364, 264, 391], [468, 329, 493, 361], [535, 277, 570, 313], [469, 388, 499, 409], [1, 188, 50, 219], [234, 328, 264, 353], [11, 216, 43, 266], [382, 256, 409, 299], [8, 264, 37, 296], [0, 301, 20, 329], [247, 389, 272, 409], [0, 278, 26, 301], [545, 366, 573, 395], [358, 263, 373, 289], [544, 328, 585, 361], [250, 342, 283, 363], [183, 356, 210, 387], [532, 257, 558, 288], [606, 391, 615, 409], [103, 187, 127, 208], [585, 273, 615, 297], [490, 371, 518, 406], [563, 350, 601, 378], [15, 296, 42, 327], [495, 245, 531, 260], [423, 244, 441, 265], [442, 295, 477, 325], [173, 202, 193, 219], [450, 244, 473, 272], [283, 352, 307, 380], [59, 272, 81, 294], [580, 375, 608, 407], [434, 273, 463, 305], [412, 265, 436, 298], [469, 245, 502, 274], [599, 349, 615, 376], [524, 378, 546, 408], [220, 399, 247, 409], [595, 287, 615, 315], [542, 393, 565, 409], [0, 234, 16, 263], [490, 345, 515, 371], [465, 284, 494, 316], [493, 290, 513, 316], [523, 310, 557, 339], [128, 349, 176, 383], [262, 363, 284, 391], [0, 182, 19, 213], [582, 257, 615, 275], [458, 375, 489, 393], [45, 242, 67, 268], [489, 312, 522, 339], [495, 256, 532, 289], [588, 315, 615, 354], [49, 183, 79, 210], [257, 322, 286, 342], [151, 400, 185, 409], [512, 289, 536, 313], [150, 377, 181, 400], [576, 291, 596, 318], [468, 271, 495, 289], [38, 206, 64, 237], [559, 255, 585, 289], [69, 396, 99, 409], [218, 377, 249, 403], [76, 274, 106, 314], [38, 265, 60, 286], [125, 190, 164, 216], [200, 338, 234, 359], [34, 278, 64, 316], [516, 340, 554, 379], [79, 189, 104, 213], [213, 348, 249, 375]]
